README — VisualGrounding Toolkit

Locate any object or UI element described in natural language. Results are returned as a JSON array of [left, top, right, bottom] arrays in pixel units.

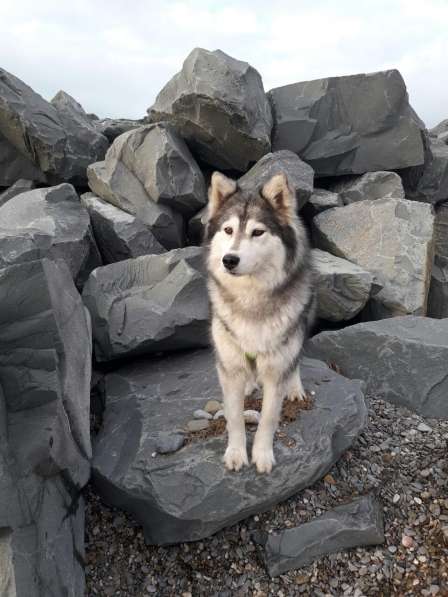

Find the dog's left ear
[[207, 172, 237, 219], [261, 172, 296, 223]]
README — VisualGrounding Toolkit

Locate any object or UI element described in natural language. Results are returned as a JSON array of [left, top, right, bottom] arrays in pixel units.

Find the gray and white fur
[[203, 171, 315, 474]]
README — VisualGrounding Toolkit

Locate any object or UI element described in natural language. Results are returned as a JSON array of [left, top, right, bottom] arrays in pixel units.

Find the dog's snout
[[222, 253, 240, 270]]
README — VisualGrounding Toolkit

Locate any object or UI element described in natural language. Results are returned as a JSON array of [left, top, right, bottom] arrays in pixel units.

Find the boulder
[[302, 188, 342, 219], [0, 179, 35, 208], [94, 118, 144, 142], [0, 132, 46, 187], [312, 198, 435, 318], [313, 249, 378, 321], [330, 171, 405, 204], [0, 258, 92, 596], [82, 247, 208, 361], [0, 70, 108, 185], [238, 150, 314, 211], [268, 69, 425, 177], [148, 48, 272, 171], [401, 138, 448, 204], [430, 119, 448, 143], [81, 192, 165, 263], [428, 202, 448, 318], [0, 184, 101, 287], [92, 350, 366, 544], [256, 495, 384, 577], [306, 316, 448, 418]]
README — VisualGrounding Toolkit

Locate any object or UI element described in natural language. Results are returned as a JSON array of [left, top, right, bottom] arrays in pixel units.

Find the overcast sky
[[0, 0, 446, 128]]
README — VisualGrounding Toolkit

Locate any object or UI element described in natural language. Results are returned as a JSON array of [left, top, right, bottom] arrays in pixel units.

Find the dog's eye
[[224, 227, 233, 235], [252, 229, 265, 237]]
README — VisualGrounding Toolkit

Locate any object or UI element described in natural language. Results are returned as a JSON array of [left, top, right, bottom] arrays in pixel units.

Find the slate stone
[[0, 184, 101, 287], [81, 192, 165, 264], [148, 48, 272, 171], [330, 171, 405, 204], [302, 188, 342, 219], [0, 70, 108, 185], [155, 433, 185, 455], [312, 198, 435, 318], [94, 118, 144, 142], [0, 258, 92, 596], [238, 150, 314, 211], [0, 179, 35, 208], [0, 131, 46, 187], [82, 247, 208, 361], [428, 201, 448, 318], [256, 495, 384, 576], [402, 138, 448, 204], [268, 69, 425, 177], [313, 249, 378, 321], [92, 351, 366, 544], [306, 316, 448, 418]]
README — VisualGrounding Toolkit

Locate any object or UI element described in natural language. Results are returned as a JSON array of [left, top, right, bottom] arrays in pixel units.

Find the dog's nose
[[222, 254, 240, 270]]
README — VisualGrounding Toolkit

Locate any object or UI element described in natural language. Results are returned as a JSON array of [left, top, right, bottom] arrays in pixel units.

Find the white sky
[[0, 0, 446, 127]]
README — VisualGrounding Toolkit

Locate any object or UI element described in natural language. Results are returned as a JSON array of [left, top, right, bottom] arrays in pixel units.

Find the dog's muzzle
[[222, 253, 240, 271]]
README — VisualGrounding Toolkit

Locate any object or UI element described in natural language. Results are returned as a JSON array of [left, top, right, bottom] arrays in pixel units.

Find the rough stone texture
[[313, 249, 378, 321], [330, 171, 405, 204], [430, 118, 448, 143], [94, 118, 144, 142], [312, 198, 435, 318], [82, 247, 208, 361], [92, 351, 366, 544], [302, 188, 342, 219], [0, 70, 108, 185], [187, 207, 207, 245], [306, 316, 448, 418], [256, 495, 384, 576], [0, 184, 101, 287], [428, 201, 448, 318], [0, 179, 35, 208], [268, 69, 425, 178], [0, 132, 46, 187], [402, 138, 448, 204], [0, 258, 91, 596], [238, 150, 314, 211], [81, 192, 165, 264], [148, 48, 273, 171]]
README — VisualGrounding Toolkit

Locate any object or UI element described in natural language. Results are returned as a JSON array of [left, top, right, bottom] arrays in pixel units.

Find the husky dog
[[204, 171, 315, 474]]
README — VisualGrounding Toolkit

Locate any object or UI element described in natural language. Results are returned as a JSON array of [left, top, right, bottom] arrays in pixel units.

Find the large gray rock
[[313, 198, 435, 318], [81, 192, 165, 263], [94, 118, 144, 142], [313, 249, 378, 321], [306, 316, 448, 418], [268, 69, 425, 177], [148, 48, 272, 171], [82, 247, 208, 361], [256, 495, 384, 576], [0, 179, 35, 208], [239, 150, 314, 211], [330, 171, 405, 204], [302, 188, 342, 219], [0, 70, 108, 185], [0, 258, 91, 596], [0, 184, 101, 287], [428, 202, 448, 318], [430, 119, 448, 143], [402, 138, 448, 204], [92, 351, 366, 544], [0, 132, 46, 187]]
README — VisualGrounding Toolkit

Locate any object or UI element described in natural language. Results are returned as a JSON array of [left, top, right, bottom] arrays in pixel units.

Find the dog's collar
[[245, 352, 257, 362]]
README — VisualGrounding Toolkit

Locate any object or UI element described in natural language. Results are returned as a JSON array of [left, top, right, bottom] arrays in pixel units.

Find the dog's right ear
[[207, 172, 237, 219]]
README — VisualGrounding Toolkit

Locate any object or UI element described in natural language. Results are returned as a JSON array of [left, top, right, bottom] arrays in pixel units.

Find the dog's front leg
[[251, 376, 283, 474], [218, 369, 248, 471]]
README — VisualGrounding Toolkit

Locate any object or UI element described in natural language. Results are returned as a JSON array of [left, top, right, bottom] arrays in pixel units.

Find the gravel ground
[[85, 395, 448, 596]]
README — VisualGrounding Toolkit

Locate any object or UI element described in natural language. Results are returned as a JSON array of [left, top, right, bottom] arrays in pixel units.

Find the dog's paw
[[287, 387, 307, 402], [252, 444, 276, 474], [223, 446, 249, 471], [244, 380, 260, 397]]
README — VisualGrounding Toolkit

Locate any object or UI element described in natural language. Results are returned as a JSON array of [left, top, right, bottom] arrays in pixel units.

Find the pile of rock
[[1, 47, 448, 593]]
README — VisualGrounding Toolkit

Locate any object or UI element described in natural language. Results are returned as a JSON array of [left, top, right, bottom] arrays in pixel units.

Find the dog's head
[[204, 171, 302, 282]]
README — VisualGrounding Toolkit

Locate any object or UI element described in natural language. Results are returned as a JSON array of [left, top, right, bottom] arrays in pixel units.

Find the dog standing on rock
[[204, 171, 315, 474]]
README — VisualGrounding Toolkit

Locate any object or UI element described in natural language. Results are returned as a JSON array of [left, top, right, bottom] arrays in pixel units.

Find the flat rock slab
[[0, 183, 101, 287], [149, 48, 272, 171], [330, 171, 405, 204], [313, 249, 377, 321], [268, 69, 425, 177], [312, 198, 435, 318], [256, 495, 384, 576], [306, 316, 448, 418], [239, 150, 314, 211], [82, 247, 208, 361], [92, 351, 366, 544]]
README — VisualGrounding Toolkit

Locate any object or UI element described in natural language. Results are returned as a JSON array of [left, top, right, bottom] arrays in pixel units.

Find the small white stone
[[151, 452, 157, 458], [417, 422, 432, 433], [393, 494, 400, 504], [243, 409, 260, 424], [213, 409, 225, 420], [193, 409, 212, 420]]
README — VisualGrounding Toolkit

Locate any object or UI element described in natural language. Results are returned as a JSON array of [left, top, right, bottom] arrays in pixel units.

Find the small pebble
[[193, 409, 213, 420], [155, 433, 185, 454], [204, 400, 222, 415], [401, 535, 414, 548], [186, 419, 210, 432], [417, 422, 432, 433], [213, 409, 225, 420], [393, 494, 400, 504], [243, 410, 260, 424], [388, 545, 397, 554]]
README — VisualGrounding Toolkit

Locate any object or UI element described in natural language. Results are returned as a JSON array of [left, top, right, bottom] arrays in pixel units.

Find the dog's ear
[[208, 172, 237, 219], [261, 172, 296, 223]]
